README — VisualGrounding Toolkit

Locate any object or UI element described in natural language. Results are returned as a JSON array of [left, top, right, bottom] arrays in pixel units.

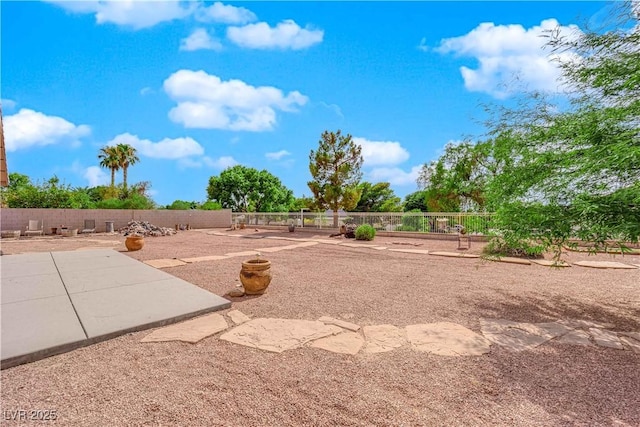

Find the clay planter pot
[[239, 259, 272, 295], [288, 224, 296, 232], [125, 235, 145, 251]]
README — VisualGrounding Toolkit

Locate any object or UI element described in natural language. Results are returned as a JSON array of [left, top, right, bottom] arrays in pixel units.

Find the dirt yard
[[1, 229, 639, 426]]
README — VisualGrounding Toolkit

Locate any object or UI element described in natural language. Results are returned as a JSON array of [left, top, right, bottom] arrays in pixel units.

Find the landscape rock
[[573, 261, 638, 269], [227, 288, 245, 297], [310, 331, 365, 355], [480, 319, 573, 351], [406, 323, 491, 356], [619, 336, 640, 353], [363, 324, 406, 353], [219, 318, 342, 353], [119, 220, 176, 237]]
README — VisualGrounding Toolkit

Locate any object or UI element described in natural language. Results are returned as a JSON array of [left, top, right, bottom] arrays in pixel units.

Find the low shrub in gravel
[[355, 224, 376, 241]]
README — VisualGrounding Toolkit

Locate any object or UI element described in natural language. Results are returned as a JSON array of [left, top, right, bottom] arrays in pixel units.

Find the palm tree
[[98, 146, 120, 188], [115, 143, 139, 190]]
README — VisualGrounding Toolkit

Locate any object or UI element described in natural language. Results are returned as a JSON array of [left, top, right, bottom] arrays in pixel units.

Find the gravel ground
[[1, 229, 639, 426]]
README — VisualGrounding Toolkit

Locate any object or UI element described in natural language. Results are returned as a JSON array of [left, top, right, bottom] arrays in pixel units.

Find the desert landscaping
[[1, 229, 639, 426]]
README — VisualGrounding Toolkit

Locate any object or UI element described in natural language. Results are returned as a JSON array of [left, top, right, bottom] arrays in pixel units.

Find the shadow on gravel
[[488, 345, 640, 426], [461, 290, 640, 330]]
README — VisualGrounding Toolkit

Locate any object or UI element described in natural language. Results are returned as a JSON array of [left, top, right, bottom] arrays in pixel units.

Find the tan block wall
[[0, 208, 232, 234]]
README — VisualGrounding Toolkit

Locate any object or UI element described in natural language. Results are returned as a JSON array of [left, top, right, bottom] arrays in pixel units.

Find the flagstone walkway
[[141, 310, 640, 356], [142, 231, 640, 270]]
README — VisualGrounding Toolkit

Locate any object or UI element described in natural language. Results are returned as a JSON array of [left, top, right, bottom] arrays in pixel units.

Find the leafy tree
[[485, 1, 640, 258], [98, 146, 120, 188], [200, 200, 222, 210], [418, 140, 498, 212], [308, 130, 364, 226], [207, 165, 293, 213], [115, 143, 139, 190], [403, 190, 429, 212], [167, 200, 195, 210], [353, 182, 402, 212], [289, 195, 315, 212]]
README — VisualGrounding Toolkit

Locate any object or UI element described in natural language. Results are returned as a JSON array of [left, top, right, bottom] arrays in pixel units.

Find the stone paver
[[574, 261, 638, 269], [224, 250, 261, 257], [406, 323, 491, 356], [589, 328, 624, 349], [140, 313, 229, 343], [362, 324, 406, 353], [144, 259, 187, 269], [309, 239, 342, 245], [619, 336, 640, 353], [318, 316, 361, 332], [480, 319, 573, 351], [530, 260, 570, 267], [180, 255, 229, 263], [219, 318, 342, 353], [558, 330, 593, 346], [339, 243, 379, 249], [387, 248, 429, 255], [228, 310, 251, 325], [310, 331, 365, 355], [489, 257, 531, 265], [429, 251, 480, 258], [619, 332, 640, 341], [558, 319, 615, 329]]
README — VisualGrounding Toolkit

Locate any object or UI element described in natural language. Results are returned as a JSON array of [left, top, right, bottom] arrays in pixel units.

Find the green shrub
[[355, 224, 376, 241]]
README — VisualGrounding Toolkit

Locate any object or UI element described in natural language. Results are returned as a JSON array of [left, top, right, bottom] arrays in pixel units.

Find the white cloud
[[437, 19, 582, 98], [180, 28, 223, 52], [83, 166, 109, 187], [367, 165, 422, 186], [163, 69, 308, 131], [140, 87, 153, 96], [203, 156, 239, 169], [417, 37, 429, 52], [4, 108, 90, 152], [47, 0, 194, 30], [1, 98, 17, 111], [227, 19, 323, 50], [353, 137, 410, 167], [195, 2, 256, 24], [107, 133, 204, 159], [265, 150, 291, 160]]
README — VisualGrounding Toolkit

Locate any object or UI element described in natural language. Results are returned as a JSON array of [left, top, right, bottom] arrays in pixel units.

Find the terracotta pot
[[125, 235, 145, 251], [239, 259, 272, 295], [288, 224, 295, 232]]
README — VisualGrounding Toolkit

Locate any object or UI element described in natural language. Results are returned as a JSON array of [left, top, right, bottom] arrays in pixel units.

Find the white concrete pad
[[310, 332, 364, 355], [140, 313, 228, 343], [406, 323, 491, 356], [1, 273, 67, 304], [144, 259, 187, 269], [574, 261, 638, 269], [1, 296, 87, 363], [363, 324, 405, 353], [220, 318, 342, 353], [60, 264, 171, 293]]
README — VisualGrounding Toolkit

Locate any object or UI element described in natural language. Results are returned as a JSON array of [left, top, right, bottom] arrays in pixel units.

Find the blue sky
[[2, 1, 609, 206]]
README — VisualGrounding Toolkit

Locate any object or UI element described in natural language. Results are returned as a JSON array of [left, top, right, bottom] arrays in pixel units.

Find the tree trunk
[[333, 210, 339, 228], [110, 169, 115, 187], [123, 166, 128, 190]]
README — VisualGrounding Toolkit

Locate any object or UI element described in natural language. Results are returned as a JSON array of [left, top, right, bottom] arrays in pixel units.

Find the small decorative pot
[[239, 259, 272, 295], [288, 224, 296, 232], [125, 235, 145, 251]]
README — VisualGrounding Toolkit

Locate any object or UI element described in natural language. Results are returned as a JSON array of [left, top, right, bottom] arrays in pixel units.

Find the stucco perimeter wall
[[0, 208, 232, 234]]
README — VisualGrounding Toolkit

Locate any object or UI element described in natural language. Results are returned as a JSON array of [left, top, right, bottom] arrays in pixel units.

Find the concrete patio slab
[[1, 249, 230, 369]]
